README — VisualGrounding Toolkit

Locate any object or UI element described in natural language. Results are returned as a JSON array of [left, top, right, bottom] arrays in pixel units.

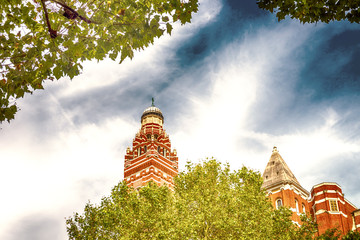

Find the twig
[[90, 0, 106, 19]]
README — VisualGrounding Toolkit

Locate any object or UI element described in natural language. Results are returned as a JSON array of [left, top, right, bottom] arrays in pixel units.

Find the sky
[[1, 0, 360, 239]]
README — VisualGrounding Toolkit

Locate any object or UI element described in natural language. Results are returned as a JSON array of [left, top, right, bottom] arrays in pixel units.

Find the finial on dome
[[272, 146, 278, 153], [151, 97, 155, 107]]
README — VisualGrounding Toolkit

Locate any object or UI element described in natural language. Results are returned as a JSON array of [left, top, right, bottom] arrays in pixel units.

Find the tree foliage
[[66, 181, 176, 239], [257, 0, 360, 24], [0, 0, 198, 122], [317, 228, 343, 240], [66, 159, 318, 239], [317, 228, 360, 240], [342, 230, 360, 240]]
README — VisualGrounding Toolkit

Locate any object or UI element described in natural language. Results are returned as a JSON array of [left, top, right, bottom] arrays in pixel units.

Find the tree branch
[[50, 0, 97, 24], [40, 0, 58, 38]]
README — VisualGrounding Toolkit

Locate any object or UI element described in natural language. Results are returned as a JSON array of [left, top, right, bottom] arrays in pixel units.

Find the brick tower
[[124, 100, 178, 188], [262, 146, 310, 225], [262, 146, 360, 235], [309, 182, 359, 235]]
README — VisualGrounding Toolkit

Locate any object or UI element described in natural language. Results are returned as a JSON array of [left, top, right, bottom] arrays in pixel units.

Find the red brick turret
[[309, 183, 359, 235]]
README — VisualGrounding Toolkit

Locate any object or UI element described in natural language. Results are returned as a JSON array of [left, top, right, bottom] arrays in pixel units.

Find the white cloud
[[173, 22, 314, 164], [0, 115, 138, 239]]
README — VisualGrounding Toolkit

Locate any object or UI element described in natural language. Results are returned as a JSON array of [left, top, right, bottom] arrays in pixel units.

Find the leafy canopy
[[257, 0, 360, 24], [66, 159, 317, 239], [0, 0, 198, 122]]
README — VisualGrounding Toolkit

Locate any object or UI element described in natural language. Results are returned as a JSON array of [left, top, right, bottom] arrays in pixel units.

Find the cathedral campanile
[[124, 100, 178, 188]]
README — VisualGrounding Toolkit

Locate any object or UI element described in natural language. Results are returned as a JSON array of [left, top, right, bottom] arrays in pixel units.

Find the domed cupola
[[141, 98, 164, 126]]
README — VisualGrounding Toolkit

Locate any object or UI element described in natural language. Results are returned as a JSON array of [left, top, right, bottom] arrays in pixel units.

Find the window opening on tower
[[276, 199, 283, 209], [295, 199, 299, 212]]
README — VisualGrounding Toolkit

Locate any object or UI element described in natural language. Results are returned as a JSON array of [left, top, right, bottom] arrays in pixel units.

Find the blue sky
[[1, 0, 360, 239]]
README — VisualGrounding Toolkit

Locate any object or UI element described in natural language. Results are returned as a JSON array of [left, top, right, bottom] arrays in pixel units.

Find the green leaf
[[53, 66, 63, 79], [166, 22, 173, 35]]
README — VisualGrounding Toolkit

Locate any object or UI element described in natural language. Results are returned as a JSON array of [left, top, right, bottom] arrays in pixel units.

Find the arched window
[[302, 203, 306, 213], [144, 145, 147, 152], [295, 199, 299, 212], [157, 146, 160, 153], [276, 199, 282, 209]]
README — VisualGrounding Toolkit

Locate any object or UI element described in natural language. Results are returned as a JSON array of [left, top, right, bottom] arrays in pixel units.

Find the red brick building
[[262, 146, 360, 235], [123, 102, 178, 188]]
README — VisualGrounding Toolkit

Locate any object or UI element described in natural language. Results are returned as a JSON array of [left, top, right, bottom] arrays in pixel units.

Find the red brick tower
[[309, 183, 359, 235], [262, 146, 310, 225], [124, 100, 178, 188]]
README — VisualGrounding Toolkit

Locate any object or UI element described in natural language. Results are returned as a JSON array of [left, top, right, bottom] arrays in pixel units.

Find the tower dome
[[141, 98, 164, 125], [141, 106, 164, 122]]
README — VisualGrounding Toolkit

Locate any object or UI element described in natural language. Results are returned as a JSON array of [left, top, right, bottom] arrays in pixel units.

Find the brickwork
[[268, 187, 310, 224]]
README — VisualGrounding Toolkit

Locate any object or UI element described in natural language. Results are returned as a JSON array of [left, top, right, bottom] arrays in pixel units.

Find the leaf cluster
[[257, 0, 360, 24], [66, 159, 319, 239], [0, 0, 199, 122]]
